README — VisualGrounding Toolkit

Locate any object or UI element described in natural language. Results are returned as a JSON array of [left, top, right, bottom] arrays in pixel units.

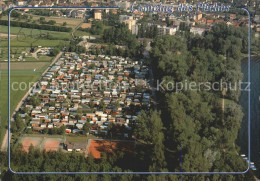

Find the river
[[239, 56, 260, 170]]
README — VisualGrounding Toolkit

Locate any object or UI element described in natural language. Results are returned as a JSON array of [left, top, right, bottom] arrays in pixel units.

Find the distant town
[[0, 0, 259, 38]]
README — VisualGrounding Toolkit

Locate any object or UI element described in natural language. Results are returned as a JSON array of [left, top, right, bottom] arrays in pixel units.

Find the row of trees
[[0, 20, 72, 32], [38, 17, 56, 25], [28, 9, 58, 17], [137, 24, 158, 38]]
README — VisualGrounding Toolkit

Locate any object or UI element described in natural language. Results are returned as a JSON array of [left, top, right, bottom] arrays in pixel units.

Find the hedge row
[[0, 20, 72, 32]]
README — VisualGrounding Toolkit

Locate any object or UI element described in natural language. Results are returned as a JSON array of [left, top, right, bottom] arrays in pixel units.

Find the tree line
[[0, 20, 72, 32]]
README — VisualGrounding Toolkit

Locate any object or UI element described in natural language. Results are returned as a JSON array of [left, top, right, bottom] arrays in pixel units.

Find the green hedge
[[0, 20, 72, 32]]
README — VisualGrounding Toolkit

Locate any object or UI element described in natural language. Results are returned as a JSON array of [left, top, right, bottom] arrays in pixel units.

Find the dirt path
[[72, 20, 83, 39], [0, 130, 10, 151], [222, 88, 226, 112], [0, 33, 16, 37]]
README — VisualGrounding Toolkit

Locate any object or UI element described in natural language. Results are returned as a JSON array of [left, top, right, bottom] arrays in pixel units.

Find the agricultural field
[[0, 26, 70, 47], [74, 30, 91, 37], [0, 62, 50, 146]]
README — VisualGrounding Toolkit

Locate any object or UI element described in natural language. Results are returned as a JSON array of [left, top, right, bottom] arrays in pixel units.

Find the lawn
[[0, 62, 50, 146]]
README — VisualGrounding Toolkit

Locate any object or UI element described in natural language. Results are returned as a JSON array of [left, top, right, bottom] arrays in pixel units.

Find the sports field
[[87, 140, 134, 159], [16, 135, 96, 153], [18, 135, 63, 152]]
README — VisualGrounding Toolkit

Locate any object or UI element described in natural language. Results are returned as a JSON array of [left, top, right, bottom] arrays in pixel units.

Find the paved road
[[143, 42, 157, 105], [0, 52, 62, 152]]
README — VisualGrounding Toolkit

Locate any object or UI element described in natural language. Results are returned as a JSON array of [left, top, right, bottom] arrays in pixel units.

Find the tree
[[103, 23, 140, 57], [58, 125, 66, 135], [10, 10, 20, 18], [29, 94, 40, 106], [50, 48, 60, 56], [48, 20, 56, 25], [39, 17, 46, 23], [12, 113, 25, 133], [42, 128, 48, 134], [89, 100, 94, 108], [133, 110, 167, 171], [83, 122, 90, 134]]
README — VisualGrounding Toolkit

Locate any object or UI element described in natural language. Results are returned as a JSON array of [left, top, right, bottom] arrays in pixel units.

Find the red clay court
[[19, 136, 62, 152], [87, 140, 134, 159], [22, 140, 38, 152], [44, 141, 60, 152]]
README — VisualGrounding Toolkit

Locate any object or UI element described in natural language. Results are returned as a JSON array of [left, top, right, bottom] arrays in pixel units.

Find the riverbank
[[239, 56, 260, 176]]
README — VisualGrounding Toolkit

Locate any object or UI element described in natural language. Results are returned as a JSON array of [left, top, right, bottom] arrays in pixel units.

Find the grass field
[[0, 25, 72, 40], [0, 62, 50, 146], [0, 35, 67, 47], [74, 30, 91, 37], [0, 25, 68, 61]]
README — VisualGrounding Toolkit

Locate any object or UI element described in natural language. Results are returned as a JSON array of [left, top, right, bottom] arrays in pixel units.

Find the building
[[115, 1, 131, 10], [71, 9, 85, 19], [16, 0, 26, 6], [156, 25, 178, 36], [94, 10, 102, 20], [65, 142, 87, 152], [69, 0, 81, 4], [193, 12, 202, 21], [190, 27, 205, 36], [131, 24, 139, 35], [119, 15, 136, 32]]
